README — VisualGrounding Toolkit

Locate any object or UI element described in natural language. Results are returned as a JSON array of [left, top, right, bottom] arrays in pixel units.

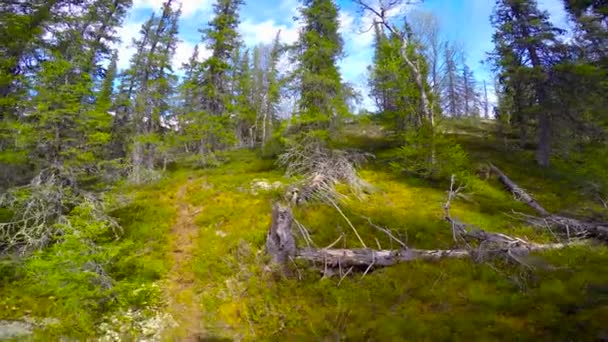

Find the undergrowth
[[0, 170, 183, 339], [1, 121, 607, 340], [181, 145, 608, 340]]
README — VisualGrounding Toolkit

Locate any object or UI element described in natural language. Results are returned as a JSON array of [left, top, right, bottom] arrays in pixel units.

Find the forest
[[0, 0, 607, 340]]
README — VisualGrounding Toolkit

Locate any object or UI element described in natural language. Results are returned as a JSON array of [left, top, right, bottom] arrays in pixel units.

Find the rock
[[0, 320, 34, 340], [251, 179, 282, 195]]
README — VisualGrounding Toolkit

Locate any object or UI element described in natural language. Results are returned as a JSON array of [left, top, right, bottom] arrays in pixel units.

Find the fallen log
[[266, 201, 584, 271], [295, 241, 584, 268], [489, 163, 550, 216], [489, 164, 608, 242]]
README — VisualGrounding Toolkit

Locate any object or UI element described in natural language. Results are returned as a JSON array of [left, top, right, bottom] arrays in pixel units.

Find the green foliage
[[369, 24, 428, 130], [390, 129, 469, 180], [294, 0, 348, 136]]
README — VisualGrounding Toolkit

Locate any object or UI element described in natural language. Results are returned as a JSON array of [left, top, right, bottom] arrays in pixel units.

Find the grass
[[1, 120, 607, 340]]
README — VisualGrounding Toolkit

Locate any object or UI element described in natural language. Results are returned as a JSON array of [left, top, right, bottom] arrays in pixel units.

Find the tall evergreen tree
[[26, 0, 131, 171], [490, 0, 564, 166], [233, 48, 256, 146], [460, 63, 479, 116], [563, 0, 608, 62], [295, 0, 348, 138], [195, 0, 244, 152], [369, 23, 427, 130], [442, 42, 462, 117], [121, 1, 180, 182]]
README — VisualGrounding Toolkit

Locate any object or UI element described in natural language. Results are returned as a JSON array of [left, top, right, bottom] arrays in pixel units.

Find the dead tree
[[265, 187, 583, 273], [490, 164, 608, 241], [353, 0, 434, 128], [266, 204, 296, 264]]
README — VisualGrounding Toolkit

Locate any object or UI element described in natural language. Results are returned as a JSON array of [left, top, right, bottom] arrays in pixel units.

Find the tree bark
[[490, 164, 608, 241], [266, 200, 586, 271], [489, 163, 550, 216], [266, 204, 297, 264]]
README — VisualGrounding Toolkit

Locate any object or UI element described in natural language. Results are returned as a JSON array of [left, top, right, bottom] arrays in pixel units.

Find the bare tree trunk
[[266, 204, 296, 264], [261, 111, 268, 148], [489, 164, 550, 216]]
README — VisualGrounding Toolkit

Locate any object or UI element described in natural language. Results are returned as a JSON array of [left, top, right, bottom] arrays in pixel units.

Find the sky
[[117, 0, 570, 110]]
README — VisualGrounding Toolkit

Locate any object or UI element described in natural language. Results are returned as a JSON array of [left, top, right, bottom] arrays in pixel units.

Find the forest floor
[[1, 120, 608, 340], [162, 181, 205, 340]]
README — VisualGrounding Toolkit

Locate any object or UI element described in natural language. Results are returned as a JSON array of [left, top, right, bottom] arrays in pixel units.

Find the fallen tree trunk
[[297, 247, 470, 267], [489, 164, 608, 241], [266, 202, 584, 271], [295, 241, 583, 268], [489, 163, 550, 216]]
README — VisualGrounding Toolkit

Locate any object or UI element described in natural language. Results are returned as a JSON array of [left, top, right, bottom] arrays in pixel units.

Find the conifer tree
[[122, 1, 180, 182], [490, 0, 564, 166], [443, 42, 462, 117], [256, 33, 283, 147], [460, 63, 479, 116], [369, 23, 427, 130], [233, 48, 256, 146], [563, 0, 608, 61], [295, 0, 348, 139], [194, 0, 244, 152], [24, 0, 131, 171]]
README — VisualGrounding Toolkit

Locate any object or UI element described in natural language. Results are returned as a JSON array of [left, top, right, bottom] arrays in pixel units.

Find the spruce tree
[[460, 63, 479, 117], [295, 0, 348, 139], [369, 22, 430, 130], [490, 0, 564, 166], [122, 1, 180, 182], [443, 42, 462, 117], [195, 0, 244, 152], [233, 48, 256, 146]]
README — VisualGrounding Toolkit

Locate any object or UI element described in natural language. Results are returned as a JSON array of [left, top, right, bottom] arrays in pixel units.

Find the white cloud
[[132, 0, 212, 17], [174, 40, 212, 71], [239, 19, 300, 46], [116, 21, 144, 70]]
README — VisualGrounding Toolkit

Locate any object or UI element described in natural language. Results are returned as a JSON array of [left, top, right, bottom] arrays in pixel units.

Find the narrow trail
[[163, 180, 205, 341]]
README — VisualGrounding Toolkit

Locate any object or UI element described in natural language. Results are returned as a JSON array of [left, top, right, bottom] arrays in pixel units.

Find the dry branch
[[489, 164, 608, 242], [266, 200, 583, 272]]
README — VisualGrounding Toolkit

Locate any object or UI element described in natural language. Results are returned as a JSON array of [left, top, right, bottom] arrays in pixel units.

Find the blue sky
[[117, 0, 570, 109]]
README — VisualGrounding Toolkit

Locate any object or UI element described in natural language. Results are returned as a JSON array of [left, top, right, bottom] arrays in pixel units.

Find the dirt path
[[163, 181, 204, 341]]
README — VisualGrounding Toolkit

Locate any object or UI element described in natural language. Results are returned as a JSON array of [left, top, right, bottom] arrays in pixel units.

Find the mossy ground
[[1, 121, 607, 340]]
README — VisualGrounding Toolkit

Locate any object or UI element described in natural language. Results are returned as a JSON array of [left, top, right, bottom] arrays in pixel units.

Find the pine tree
[[195, 0, 244, 152], [563, 0, 608, 61], [295, 0, 348, 139], [442, 42, 461, 117], [490, 0, 564, 166], [123, 1, 180, 182], [369, 23, 427, 130], [460, 63, 479, 116]]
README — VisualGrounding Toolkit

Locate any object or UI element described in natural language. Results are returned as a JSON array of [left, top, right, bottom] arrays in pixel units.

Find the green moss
[[2, 125, 607, 340], [176, 148, 608, 340]]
